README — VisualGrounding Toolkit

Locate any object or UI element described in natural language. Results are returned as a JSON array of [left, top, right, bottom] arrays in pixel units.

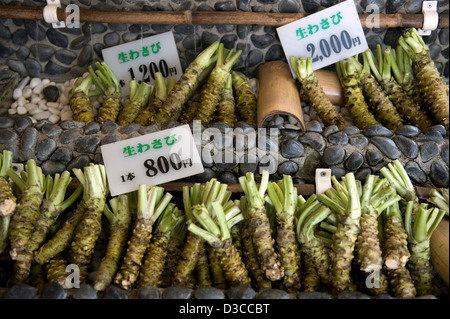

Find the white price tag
[[101, 124, 204, 197], [102, 31, 183, 96], [277, 0, 368, 73]]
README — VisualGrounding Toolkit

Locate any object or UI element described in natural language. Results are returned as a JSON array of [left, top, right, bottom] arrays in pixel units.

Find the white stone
[[16, 76, 30, 90], [16, 106, 28, 115], [33, 111, 51, 121], [10, 101, 18, 109], [31, 95, 41, 104], [8, 108, 17, 115], [60, 110, 73, 121], [39, 101, 48, 110], [49, 114, 60, 123], [28, 106, 40, 116], [61, 105, 71, 113], [17, 96, 26, 107], [13, 88, 22, 100], [29, 77, 41, 89], [59, 93, 69, 105], [22, 87, 32, 99], [42, 79, 50, 86], [48, 107, 60, 115], [47, 102, 59, 109], [25, 103, 37, 112], [32, 83, 44, 95]]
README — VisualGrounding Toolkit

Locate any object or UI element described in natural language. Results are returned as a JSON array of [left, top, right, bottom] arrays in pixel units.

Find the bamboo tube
[[430, 217, 449, 287], [0, 5, 448, 28], [257, 61, 305, 129]]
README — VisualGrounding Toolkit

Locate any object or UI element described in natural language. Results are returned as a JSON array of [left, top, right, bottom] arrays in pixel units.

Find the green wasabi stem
[[239, 196, 272, 290], [349, 53, 404, 130], [156, 41, 220, 124], [0, 150, 17, 217], [291, 56, 346, 129], [7, 160, 45, 284], [134, 72, 167, 127], [26, 172, 82, 255], [336, 59, 379, 129], [239, 171, 284, 281], [172, 180, 226, 286], [187, 202, 250, 287], [215, 74, 238, 127], [93, 195, 132, 292], [196, 44, 242, 126], [267, 175, 301, 292], [138, 204, 184, 288], [69, 74, 96, 123], [231, 70, 257, 127], [367, 46, 433, 130], [114, 185, 172, 289], [325, 173, 361, 295], [296, 197, 332, 288], [68, 164, 108, 282], [117, 80, 153, 126], [89, 62, 122, 125], [405, 201, 446, 296], [380, 160, 420, 220], [428, 188, 449, 216], [399, 28, 449, 129]]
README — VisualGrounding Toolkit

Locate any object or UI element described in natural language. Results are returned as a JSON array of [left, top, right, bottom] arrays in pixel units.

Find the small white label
[[315, 168, 332, 195], [102, 31, 182, 96], [101, 124, 204, 197], [277, 0, 368, 73]]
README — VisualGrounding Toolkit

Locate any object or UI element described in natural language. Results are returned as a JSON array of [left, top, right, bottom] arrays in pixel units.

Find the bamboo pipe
[[0, 5, 448, 28], [430, 217, 449, 287]]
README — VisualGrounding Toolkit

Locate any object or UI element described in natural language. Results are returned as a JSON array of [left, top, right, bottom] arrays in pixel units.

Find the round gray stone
[[355, 167, 372, 181], [20, 127, 38, 151], [305, 120, 323, 133], [416, 131, 444, 143], [72, 284, 98, 299], [137, 286, 160, 299], [14, 116, 33, 134], [49, 147, 73, 163], [46, 29, 68, 48], [363, 124, 394, 137], [75, 136, 101, 153], [257, 288, 290, 299], [365, 149, 384, 166], [104, 32, 120, 47], [12, 29, 28, 45], [194, 286, 225, 299], [41, 160, 67, 176], [342, 125, 360, 136], [41, 282, 67, 299], [281, 139, 304, 158], [162, 286, 192, 299], [36, 138, 57, 161], [328, 131, 348, 146], [3, 284, 38, 299], [420, 141, 440, 163], [277, 160, 298, 176], [423, 125, 447, 137], [337, 290, 371, 299], [218, 171, 238, 184], [195, 167, 217, 183], [395, 125, 421, 137], [101, 121, 120, 133], [41, 123, 63, 138], [70, 35, 92, 50], [24, 59, 41, 76], [349, 135, 369, 148], [344, 152, 364, 171], [429, 162, 449, 188], [441, 143, 449, 167], [101, 133, 121, 145], [43, 85, 60, 103], [250, 34, 275, 49], [279, 0, 300, 12], [297, 291, 333, 299], [67, 155, 91, 171], [301, 0, 321, 13], [78, 45, 93, 67], [393, 135, 419, 159], [103, 285, 128, 299], [30, 44, 55, 62], [370, 136, 399, 160], [45, 61, 70, 75], [265, 44, 284, 61], [405, 161, 427, 184], [226, 286, 256, 299], [330, 166, 347, 180], [59, 128, 81, 144], [6, 59, 27, 75], [0, 117, 14, 128], [247, 49, 263, 67], [323, 146, 346, 166], [323, 125, 339, 137], [84, 122, 101, 135], [25, 21, 46, 41]]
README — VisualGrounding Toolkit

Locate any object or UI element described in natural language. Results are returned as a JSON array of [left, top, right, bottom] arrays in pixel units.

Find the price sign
[[277, 0, 368, 73], [101, 124, 204, 197], [102, 31, 182, 96]]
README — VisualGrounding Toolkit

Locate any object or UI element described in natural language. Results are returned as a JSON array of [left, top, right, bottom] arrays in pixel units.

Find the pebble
[[423, 125, 447, 137], [337, 290, 371, 299], [363, 124, 394, 137], [277, 160, 298, 176], [72, 284, 98, 299], [226, 287, 256, 299], [370, 136, 399, 160], [330, 166, 347, 180], [396, 125, 422, 138], [20, 127, 38, 150], [393, 135, 419, 159], [137, 286, 160, 299], [323, 146, 346, 166], [344, 152, 364, 171], [373, 294, 394, 299], [280, 139, 304, 158], [59, 128, 81, 144], [102, 285, 128, 299], [162, 286, 192, 299], [195, 168, 217, 183], [420, 141, 440, 162], [328, 131, 349, 146], [441, 144, 449, 167], [323, 125, 339, 137], [349, 135, 369, 148], [429, 162, 449, 188], [3, 284, 38, 299], [297, 292, 333, 299], [416, 131, 445, 143], [75, 136, 101, 153], [256, 289, 291, 299], [41, 160, 67, 176], [36, 138, 57, 161], [214, 150, 239, 171], [355, 167, 372, 181], [194, 286, 226, 299], [342, 125, 360, 136], [43, 85, 60, 102], [405, 161, 427, 184], [40, 282, 67, 299], [218, 171, 238, 184]]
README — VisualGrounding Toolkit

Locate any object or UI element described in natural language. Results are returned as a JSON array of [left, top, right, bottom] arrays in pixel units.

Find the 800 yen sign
[[277, 0, 368, 72]]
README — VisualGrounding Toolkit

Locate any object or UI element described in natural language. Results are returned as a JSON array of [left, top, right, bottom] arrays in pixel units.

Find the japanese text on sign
[[101, 124, 204, 197], [102, 31, 182, 96], [277, 0, 368, 72]]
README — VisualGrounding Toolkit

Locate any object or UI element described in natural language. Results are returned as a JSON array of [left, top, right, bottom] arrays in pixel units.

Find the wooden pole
[[0, 5, 448, 28]]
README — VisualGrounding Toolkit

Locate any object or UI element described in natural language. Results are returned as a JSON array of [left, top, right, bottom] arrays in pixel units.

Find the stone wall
[[0, 0, 449, 80]]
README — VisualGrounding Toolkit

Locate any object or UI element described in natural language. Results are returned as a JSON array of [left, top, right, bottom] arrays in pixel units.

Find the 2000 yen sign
[[144, 153, 192, 177], [307, 30, 361, 62]]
